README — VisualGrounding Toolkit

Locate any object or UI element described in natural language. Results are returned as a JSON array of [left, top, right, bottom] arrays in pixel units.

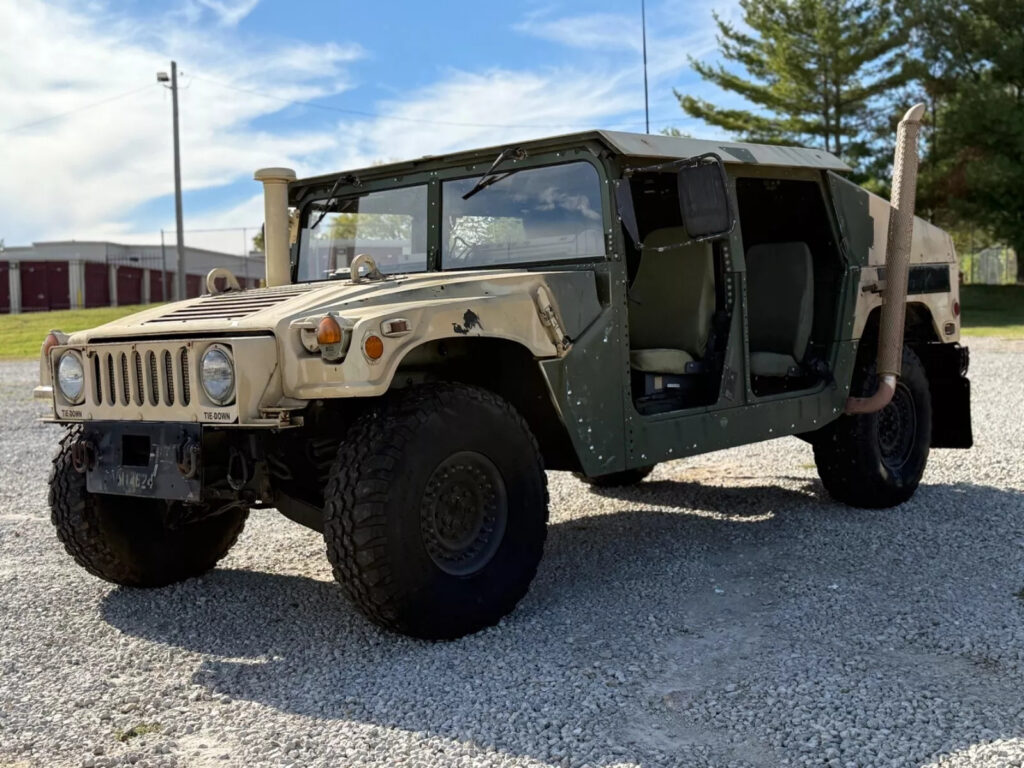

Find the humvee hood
[[68, 269, 573, 343]]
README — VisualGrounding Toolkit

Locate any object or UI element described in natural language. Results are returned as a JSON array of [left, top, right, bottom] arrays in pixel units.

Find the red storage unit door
[[21, 261, 69, 311], [84, 263, 110, 308], [186, 274, 202, 298], [0, 262, 9, 313], [149, 270, 171, 302], [45, 261, 70, 310], [116, 266, 143, 305]]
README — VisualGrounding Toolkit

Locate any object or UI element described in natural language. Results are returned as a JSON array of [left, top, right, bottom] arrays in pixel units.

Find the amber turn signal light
[[316, 315, 343, 345], [364, 335, 384, 360]]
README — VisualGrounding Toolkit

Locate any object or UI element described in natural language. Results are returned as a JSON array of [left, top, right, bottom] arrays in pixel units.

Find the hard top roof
[[296, 129, 850, 186]]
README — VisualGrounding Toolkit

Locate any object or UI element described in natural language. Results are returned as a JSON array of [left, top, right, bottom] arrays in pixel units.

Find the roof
[[296, 129, 850, 187], [594, 130, 851, 172]]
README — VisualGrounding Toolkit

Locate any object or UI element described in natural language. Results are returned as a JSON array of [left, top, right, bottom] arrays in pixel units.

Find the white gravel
[[1, 337, 1023, 768]]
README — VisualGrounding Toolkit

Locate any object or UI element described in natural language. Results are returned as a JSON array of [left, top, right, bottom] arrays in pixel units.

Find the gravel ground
[[1, 337, 1023, 768]]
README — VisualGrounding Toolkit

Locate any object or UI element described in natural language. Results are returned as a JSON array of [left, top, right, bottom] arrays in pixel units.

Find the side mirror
[[677, 155, 734, 240]]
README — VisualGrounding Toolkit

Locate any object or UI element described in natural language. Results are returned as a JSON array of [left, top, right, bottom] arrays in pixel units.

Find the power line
[[0, 84, 156, 135]]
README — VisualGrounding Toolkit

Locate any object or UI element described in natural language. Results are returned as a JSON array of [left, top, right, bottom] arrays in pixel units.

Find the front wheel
[[323, 384, 549, 639], [813, 346, 931, 508], [49, 428, 248, 587]]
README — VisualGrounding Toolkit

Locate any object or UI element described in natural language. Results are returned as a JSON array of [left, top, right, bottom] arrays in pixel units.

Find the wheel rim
[[420, 451, 508, 576], [877, 381, 917, 470]]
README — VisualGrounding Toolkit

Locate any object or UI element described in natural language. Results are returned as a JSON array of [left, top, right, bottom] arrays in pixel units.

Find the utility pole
[[641, 0, 650, 134], [160, 229, 168, 301], [157, 62, 186, 300]]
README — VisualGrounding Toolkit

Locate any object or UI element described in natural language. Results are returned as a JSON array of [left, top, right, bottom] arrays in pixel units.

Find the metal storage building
[[0, 241, 265, 313]]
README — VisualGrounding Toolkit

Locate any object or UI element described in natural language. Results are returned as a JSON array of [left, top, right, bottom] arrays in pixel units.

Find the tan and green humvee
[[38, 105, 971, 639]]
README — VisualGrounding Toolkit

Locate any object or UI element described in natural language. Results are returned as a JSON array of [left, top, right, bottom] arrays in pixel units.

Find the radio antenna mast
[[642, 0, 650, 134]]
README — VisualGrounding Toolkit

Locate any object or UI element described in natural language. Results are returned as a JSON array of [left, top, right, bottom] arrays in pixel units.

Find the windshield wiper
[[461, 146, 526, 201], [308, 173, 361, 232]]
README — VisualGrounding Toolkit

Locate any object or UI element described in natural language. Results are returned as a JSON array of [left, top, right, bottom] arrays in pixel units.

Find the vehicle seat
[[745, 241, 814, 377], [628, 227, 715, 374]]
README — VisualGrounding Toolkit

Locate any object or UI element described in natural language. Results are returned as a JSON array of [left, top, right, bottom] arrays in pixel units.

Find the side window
[[442, 161, 606, 269]]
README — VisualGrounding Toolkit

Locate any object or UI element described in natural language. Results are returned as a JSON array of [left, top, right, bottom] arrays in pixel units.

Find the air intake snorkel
[[845, 103, 927, 415]]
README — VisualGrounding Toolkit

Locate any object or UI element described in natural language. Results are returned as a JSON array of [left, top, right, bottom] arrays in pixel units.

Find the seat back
[[629, 227, 715, 357], [745, 241, 814, 363]]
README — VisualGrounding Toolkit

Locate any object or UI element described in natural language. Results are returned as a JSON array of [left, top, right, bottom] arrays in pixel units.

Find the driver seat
[[628, 227, 716, 374]]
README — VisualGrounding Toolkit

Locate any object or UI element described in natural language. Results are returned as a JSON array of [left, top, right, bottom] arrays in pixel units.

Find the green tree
[[678, 0, 910, 163], [910, 0, 1024, 277], [251, 229, 264, 252]]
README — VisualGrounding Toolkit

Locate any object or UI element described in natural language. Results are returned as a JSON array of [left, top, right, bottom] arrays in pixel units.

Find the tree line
[[676, 0, 1023, 277]]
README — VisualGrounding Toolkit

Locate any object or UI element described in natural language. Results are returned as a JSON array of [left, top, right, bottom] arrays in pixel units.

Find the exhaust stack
[[255, 167, 296, 287], [845, 103, 927, 415]]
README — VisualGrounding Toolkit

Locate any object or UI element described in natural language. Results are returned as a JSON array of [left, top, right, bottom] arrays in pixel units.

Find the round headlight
[[200, 345, 235, 405], [56, 351, 85, 404]]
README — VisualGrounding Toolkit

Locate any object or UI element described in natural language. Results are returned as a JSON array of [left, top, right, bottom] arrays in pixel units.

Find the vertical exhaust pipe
[[255, 167, 296, 287], [845, 103, 927, 415]]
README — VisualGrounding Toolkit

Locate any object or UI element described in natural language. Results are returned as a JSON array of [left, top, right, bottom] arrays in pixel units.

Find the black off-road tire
[[323, 383, 549, 640], [49, 427, 248, 587], [813, 346, 932, 508], [575, 465, 655, 488]]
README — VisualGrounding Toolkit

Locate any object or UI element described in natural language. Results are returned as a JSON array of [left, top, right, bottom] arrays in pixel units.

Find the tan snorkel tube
[[845, 103, 927, 415], [255, 167, 296, 288]]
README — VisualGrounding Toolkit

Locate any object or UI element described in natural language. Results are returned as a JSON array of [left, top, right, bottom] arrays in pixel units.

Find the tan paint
[[41, 269, 601, 425], [254, 167, 295, 287]]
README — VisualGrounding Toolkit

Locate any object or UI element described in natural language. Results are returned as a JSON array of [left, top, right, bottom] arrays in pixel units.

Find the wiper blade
[[308, 173, 361, 232], [462, 146, 525, 201]]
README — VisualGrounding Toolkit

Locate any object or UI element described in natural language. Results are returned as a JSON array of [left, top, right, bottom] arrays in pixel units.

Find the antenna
[[641, 0, 650, 134]]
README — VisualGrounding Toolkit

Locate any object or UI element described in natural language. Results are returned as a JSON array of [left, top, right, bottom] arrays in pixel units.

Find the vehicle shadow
[[101, 479, 1024, 767]]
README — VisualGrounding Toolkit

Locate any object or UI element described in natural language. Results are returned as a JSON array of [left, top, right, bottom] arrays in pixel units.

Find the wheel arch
[[392, 336, 581, 472]]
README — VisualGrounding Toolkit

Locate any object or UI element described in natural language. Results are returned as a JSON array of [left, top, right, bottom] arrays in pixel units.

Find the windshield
[[442, 161, 606, 269], [296, 184, 428, 282]]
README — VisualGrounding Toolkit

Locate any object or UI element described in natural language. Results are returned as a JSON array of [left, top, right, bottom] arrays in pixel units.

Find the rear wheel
[[813, 346, 931, 508], [49, 428, 247, 587], [323, 384, 548, 639], [575, 465, 655, 488]]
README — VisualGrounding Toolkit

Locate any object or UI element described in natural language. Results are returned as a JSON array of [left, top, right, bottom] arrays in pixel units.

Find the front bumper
[[77, 422, 203, 502]]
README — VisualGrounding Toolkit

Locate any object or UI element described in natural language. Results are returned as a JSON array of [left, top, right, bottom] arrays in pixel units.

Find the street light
[[157, 62, 186, 300]]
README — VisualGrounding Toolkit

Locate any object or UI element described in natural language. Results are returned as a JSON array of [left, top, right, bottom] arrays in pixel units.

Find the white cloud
[[514, 11, 641, 52], [0, 0, 358, 246], [192, 0, 260, 27]]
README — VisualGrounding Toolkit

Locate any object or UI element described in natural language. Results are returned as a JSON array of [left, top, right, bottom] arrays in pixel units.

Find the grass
[[960, 284, 1024, 339], [0, 305, 151, 359]]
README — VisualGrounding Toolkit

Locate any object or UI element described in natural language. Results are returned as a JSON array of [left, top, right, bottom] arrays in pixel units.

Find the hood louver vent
[[146, 284, 315, 323]]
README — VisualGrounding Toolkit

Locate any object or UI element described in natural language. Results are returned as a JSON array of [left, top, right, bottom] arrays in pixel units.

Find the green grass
[[0, 305, 151, 359], [960, 285, 1024, 339]]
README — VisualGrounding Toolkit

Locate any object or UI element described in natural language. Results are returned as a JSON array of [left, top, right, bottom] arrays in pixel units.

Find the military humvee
[[37, 105, 971, 639]]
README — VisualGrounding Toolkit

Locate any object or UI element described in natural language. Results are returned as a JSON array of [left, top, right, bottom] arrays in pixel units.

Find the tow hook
[[70, 439, 96, 474], [176, 436, 201, 479]]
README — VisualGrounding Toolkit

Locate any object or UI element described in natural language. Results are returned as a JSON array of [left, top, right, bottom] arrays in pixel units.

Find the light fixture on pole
[[157, 62, 186, 300]]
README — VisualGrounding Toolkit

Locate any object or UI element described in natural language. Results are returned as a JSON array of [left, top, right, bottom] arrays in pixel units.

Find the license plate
[[85, 422, 202, 502]]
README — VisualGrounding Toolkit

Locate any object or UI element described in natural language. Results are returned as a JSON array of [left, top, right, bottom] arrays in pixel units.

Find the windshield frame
[[291, 147, 612, 282]]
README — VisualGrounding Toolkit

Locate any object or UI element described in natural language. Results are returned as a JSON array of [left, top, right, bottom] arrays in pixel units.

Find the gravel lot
[[1, 337, 1022, 768]]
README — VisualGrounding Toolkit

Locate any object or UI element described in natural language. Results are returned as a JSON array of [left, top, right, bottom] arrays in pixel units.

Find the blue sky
[[1, 0, 741, 253]]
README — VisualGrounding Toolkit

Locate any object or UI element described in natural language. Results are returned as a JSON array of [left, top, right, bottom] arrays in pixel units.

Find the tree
[[251, 230, 264, 253], [910, 0, 1024, 277], [678, 0, 910, 165]]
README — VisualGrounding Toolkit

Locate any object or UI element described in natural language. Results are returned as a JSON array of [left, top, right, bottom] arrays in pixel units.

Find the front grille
[[146, 283, 314, 324], [87, 342, 198, 410]]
